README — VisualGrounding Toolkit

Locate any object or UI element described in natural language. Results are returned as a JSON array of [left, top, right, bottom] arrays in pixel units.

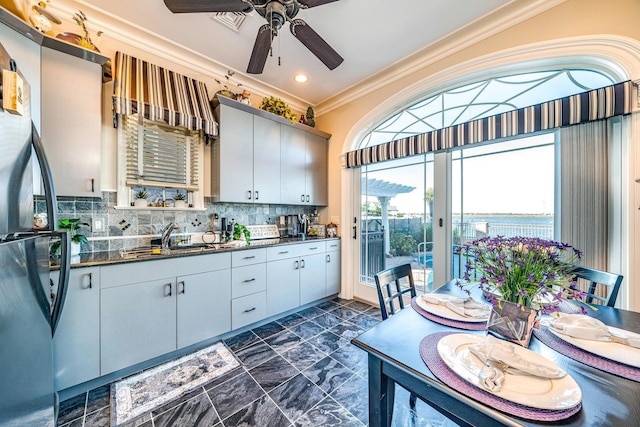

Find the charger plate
[[420, 332, 582, 422], [411, 297, 486, 331]]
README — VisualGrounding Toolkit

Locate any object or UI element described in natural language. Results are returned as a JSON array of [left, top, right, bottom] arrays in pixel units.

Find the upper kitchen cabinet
[[41, 47, 102, 197], [212, 98, 280, 203], [212, 96, 329, 206]]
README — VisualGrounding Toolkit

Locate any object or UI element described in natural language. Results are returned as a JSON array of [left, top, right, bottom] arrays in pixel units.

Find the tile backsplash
[[35, 191, 314, 254]]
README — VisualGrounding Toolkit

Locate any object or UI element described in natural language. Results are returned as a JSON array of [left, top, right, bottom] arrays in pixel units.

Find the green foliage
[[305, 106, 315, 127], [233, 223, 251, 244], [260, 96, 297, 124], [135, 190, 148, 199], [51, 218, 89, 254], [389, 231, 417, 256], [173, 191, 186, 201]]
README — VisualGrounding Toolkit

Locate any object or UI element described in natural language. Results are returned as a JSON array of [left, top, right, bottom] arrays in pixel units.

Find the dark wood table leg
[[368, 354, 395, 427]]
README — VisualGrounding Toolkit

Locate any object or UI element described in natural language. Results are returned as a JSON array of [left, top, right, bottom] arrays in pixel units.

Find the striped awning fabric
[[345, 80, 633, 168], [112, 51, 218, 137]]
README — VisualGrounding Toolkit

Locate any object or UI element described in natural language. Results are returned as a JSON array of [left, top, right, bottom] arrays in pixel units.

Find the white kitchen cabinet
[[52, 267, 100, 391], [100, 253, 231, 375], [266, 256, 300, 316], [280, 125, 328, 206], [177, 269, 231, 348], [232, 291, 267, 329], [326, 241, 341, 296], [299, 252, 326, 305], [41, 47, 102, 196], [212, 100, 280, 203], [101, 277, 177, 375]]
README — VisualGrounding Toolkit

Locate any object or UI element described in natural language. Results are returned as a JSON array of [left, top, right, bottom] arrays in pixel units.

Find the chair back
[[374, 263, 416, 320], [571, 266, 623, 307]]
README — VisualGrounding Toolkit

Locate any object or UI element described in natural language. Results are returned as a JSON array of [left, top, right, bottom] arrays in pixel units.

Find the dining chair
[[571, 266, 623, 307], [374, 263, 419, 409]]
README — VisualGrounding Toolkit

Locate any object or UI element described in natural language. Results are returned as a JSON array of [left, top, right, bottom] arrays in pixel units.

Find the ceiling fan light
[[295, 74, 308, 83]]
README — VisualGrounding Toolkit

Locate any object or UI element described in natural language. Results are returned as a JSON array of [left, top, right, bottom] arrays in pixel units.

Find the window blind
[[123, 115, 200, 190]]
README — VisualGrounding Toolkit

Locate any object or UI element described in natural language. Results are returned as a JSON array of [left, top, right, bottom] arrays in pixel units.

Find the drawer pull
[[243, 256, 256, 260], [309, 247, 318, 250], [243, 307, 256, 313], [243, 278, 256, 283], [278, 251, 289, 254]]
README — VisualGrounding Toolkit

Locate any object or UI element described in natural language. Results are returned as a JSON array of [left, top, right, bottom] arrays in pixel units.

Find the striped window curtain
[[560, 121, 609, 275], [112, 51, 218, 138], [345, 81, 632, 168]]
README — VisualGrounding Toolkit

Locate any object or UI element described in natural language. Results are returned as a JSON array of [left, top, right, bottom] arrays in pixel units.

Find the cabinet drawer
[[232, 248, 267, 267], [326, 240, 340, 252], [266, 241, 326, 261], [232, 292, 267, 330], [232, 264, 267, 298]]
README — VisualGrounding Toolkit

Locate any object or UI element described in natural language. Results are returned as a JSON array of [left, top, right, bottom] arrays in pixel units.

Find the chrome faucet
[[161, 223, 176, 249]]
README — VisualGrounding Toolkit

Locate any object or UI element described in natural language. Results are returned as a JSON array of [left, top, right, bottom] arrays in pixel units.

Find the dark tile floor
[[58, 298, 456, 427]]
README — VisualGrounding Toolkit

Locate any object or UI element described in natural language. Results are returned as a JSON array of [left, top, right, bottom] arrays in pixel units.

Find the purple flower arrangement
[[456, 236, 586, 314]]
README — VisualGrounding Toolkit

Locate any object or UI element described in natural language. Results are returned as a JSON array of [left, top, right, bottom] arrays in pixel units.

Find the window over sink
[[116, 114, 204, 208]]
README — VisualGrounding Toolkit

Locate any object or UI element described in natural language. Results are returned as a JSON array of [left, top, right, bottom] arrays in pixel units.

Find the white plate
[[416, 295, 490, 323], [437, 333, 582, 410], [547, 322, 640, 368]]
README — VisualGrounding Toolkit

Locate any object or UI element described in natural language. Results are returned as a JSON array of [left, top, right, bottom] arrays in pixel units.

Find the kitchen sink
[[119, 244, 218, 259]]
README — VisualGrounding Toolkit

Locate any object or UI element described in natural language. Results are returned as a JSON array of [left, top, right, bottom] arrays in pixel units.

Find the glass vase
[[486, 300, 538, 347]]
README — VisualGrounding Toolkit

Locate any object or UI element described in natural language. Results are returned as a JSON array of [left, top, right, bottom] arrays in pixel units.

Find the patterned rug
[[111, 342, 239, 426]]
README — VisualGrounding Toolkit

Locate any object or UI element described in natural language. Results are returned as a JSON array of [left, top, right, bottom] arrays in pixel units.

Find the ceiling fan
[[163, 0, 344, 74]]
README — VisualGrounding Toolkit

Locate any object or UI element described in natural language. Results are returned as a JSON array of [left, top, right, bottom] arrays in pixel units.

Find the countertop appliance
[[0, 41, 70, 426]]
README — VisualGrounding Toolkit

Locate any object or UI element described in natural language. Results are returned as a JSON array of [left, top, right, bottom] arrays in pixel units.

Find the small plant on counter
[[50, 218, 89, 254], [135, 190, 148, 200], [260, 96, 297, 124], [173, 191, 186, 201], [233, 223, 251, 244]]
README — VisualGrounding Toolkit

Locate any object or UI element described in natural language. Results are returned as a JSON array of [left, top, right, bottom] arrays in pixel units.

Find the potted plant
[[457, 236, 584, 346], [134, 190, 148, 207], [173, 191, 187, 208], [51, 218, 89, 256], [232, 223, 251, 245], [260, 96, 297, 124]]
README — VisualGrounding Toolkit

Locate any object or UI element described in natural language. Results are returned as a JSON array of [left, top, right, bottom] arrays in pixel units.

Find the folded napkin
[[542, 314, 640, 348], [468, 336, 566, 392], [421, 294, 490, 319]]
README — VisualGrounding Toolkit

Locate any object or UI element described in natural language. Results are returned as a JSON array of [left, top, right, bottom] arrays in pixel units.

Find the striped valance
[[112, 51, 218, 137], [345, 81, 633, 168]]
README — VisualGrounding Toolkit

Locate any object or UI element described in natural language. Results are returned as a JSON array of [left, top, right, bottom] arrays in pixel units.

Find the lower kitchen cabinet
[[177, 270, 231, 348], [299, 253, 326, 305], [52, 267, 100, 391], [326, 243, 341, 296], [266, 257, 300, 316], [232, 291, 267, 329], [101, 277, 177, 375]]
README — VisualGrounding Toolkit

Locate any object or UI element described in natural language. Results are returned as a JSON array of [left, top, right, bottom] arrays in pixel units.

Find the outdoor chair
[[374, 263, 418, 409], [571, 266, 623, 307]]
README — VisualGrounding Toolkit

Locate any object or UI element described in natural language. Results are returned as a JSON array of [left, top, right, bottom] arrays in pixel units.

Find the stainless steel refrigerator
[[0, 41, 70, 426]]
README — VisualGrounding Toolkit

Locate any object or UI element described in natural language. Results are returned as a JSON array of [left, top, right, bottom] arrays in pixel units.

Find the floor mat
[[111, 342, 239, 426]]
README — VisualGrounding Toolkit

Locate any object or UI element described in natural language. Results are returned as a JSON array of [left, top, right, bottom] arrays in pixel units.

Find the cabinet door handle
[[247, 190, 252, 200], [91, 178, 95, 193], [326, 254, 330, 263], [243, 278, 256, 283], [178, 280, 185, 294], [300, 259, 305, 268], [306, 195, 310, 203], [255, 190, 259, 200], [243, 307, 256, 313], [294, 260, 299, 270], [82, 272, 92, 289], [165, 283, 173, 297], [301, 194, 305, 203], [243, 255, 256, 260]]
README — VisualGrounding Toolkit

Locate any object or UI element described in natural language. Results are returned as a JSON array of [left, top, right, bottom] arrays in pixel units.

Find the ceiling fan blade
[[297, 0, 340, 8], [163, 0, 253, 13], [290, 19, 343, 70], [247, 24, 274, 74]]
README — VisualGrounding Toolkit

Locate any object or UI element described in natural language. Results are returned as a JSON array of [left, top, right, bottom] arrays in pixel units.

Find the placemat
[[419, 332, 582, 422], [411, 297, 487, 331], [533, 326, 640, 382]]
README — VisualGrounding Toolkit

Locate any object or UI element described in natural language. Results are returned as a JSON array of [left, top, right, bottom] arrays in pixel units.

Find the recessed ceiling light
[[294, 74, 308, 83]]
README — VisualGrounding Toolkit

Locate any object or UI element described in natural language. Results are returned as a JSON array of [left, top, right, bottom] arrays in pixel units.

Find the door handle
[[301, 194, 305, 203], [300, 259, 305, 268], [82, 272, 93, 289], [178, 280, 185, 294], [306, 195, 310, 203], [326, 254, 330, 263], [352, 225, 357, 239], [91, 178, 95, 193], [247, 190, 252, 200], [165, 283, 172, 297], [255, 190, 259, 200], [294, 260, 299, 270]]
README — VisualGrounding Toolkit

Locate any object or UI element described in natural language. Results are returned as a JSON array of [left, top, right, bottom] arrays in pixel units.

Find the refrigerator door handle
[[31, 123, 58, 231], [49, 230, 70, 336]]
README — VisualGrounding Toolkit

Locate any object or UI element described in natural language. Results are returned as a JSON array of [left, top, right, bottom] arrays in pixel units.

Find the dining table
[[351, 280, 640, 427]]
